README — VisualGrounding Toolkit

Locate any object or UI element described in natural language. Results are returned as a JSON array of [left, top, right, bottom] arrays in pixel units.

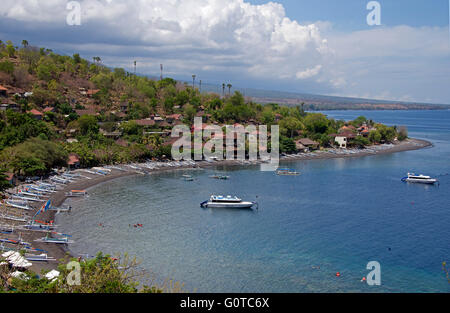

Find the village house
[[358, 124, 372, 137], [340, 125, 356, 132], [43, 107, 55, 113], [67, 154, 80, 170], [274, 113, 283, 122], [27, 109, 43, 120], [86, 89, 100, 98], [0, 85, 8, 97], [333, 131, 356, 149], [134, 119, 156, 127], [1, 98, 19, 111], [297, 138, 319, 151], [295, 140, 307, 153], [120, 102, 129, 113], [166, 114, 183, 124]]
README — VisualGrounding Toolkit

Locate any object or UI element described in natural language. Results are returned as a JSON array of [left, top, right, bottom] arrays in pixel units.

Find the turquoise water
[[59, 110, 450, 292]]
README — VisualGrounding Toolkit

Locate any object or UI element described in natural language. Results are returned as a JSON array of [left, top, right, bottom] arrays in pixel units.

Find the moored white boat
[[200, 195, 257, 209], [402, 173, 438, 184]]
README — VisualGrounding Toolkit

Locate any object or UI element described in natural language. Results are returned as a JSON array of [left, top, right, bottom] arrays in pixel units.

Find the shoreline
[[23, 137, 431, 273]]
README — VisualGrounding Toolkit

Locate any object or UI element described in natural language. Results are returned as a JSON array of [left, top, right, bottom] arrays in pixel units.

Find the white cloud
[[0, 0, 330, 81], [296, 65, 322, 79], [0, 1, 449, 103]]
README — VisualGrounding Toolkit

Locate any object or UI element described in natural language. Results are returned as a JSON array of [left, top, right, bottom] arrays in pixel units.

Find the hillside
[[199, 84, 449, 111], [0, 40, 408, 181]]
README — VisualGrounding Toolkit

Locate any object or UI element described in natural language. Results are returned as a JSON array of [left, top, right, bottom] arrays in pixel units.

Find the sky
[[0, 0, 449, 104]]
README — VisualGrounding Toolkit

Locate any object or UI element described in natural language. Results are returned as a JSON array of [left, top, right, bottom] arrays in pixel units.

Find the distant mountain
[[198, 83, 449, 111]]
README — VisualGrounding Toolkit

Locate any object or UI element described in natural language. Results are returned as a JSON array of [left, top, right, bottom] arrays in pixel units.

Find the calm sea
[[58, 110, 450, 292]]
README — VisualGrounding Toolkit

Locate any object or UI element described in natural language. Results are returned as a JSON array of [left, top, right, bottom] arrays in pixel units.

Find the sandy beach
[[4, 137, 431, 274]]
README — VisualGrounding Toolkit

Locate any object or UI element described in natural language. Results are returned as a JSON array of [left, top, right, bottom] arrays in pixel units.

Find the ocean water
[[58, 110, 450, 292]]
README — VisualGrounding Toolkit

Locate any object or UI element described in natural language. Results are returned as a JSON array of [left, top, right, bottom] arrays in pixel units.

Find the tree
[[121, 121, 141, 136], [184, 104, 196, 123], [397, 126, 408, 141], [351, 116, 367, 127], [303, 113, 329, 134], [368, 130, 382, 143], [0, 169, 12, 192], [78, 115, 99, 136], [280, 137, 296, 154], [352, 135, 370, 148], [227, 83, 232, 96], [0, 60, 14, 75], [6, 42, 16, 58], [21, 40, 29, 48], [280, 117, 303, 138], [73, 53, 82, 64], [7, 252, 165, 293]]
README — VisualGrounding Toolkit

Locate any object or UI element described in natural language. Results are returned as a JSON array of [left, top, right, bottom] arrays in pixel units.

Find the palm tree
[[134, 60, 137, 74], [21, 40, 29, 48], [222, 83, 225, 98], [192, 75, 196, 89], [93, 56, 101, 64], [227, 83, 232, 96]]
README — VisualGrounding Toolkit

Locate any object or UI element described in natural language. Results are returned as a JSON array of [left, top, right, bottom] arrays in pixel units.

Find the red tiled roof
[[43, 107, 54, 112], [166, 114, 182, 120], [0, 85, 8, 91], [27, 109, 43, 116], [134, 119, 156, 126], [67, 154, 80, 165], [340, 125, 356, 131], [338, 131, 357, 139], [87, 89, 100, 95]]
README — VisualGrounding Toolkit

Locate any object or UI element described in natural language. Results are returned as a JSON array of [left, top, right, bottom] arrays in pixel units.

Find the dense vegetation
[[0, 40, 407, 178], [0, 252, 176, 293]]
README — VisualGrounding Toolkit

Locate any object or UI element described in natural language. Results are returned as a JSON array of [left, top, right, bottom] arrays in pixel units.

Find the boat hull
[[404, 178, 437, 184], [202, 201, 256, 209]]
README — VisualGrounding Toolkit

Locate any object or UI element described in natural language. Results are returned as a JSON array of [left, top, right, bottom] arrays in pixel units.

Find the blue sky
[[249, 0, 449, 30], [0, 0, 449, 104]]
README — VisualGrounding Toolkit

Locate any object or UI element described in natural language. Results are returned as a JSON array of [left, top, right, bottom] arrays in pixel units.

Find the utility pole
[[160, 64, 163, 81], [192, 74, 196, 89], [199, 80, 202, 93]]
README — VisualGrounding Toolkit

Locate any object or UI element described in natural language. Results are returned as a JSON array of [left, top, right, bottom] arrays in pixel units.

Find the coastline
[[25, 137, 431, 273]]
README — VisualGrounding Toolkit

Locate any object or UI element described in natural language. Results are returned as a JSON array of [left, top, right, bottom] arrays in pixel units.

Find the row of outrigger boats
[[0, 171, 89, 263]]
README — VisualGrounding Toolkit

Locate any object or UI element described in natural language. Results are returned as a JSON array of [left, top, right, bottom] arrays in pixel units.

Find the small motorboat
[[65, 190, 87, 197], [401, 173, 438, 185], [182, 175, 194, 181], [276, 168, 300, 176], [200, 195, 257, 209], [209, 175, 230, 180]]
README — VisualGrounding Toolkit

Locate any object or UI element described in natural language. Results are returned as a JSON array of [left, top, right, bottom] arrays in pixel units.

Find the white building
[[335, 136, 348, 149]]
